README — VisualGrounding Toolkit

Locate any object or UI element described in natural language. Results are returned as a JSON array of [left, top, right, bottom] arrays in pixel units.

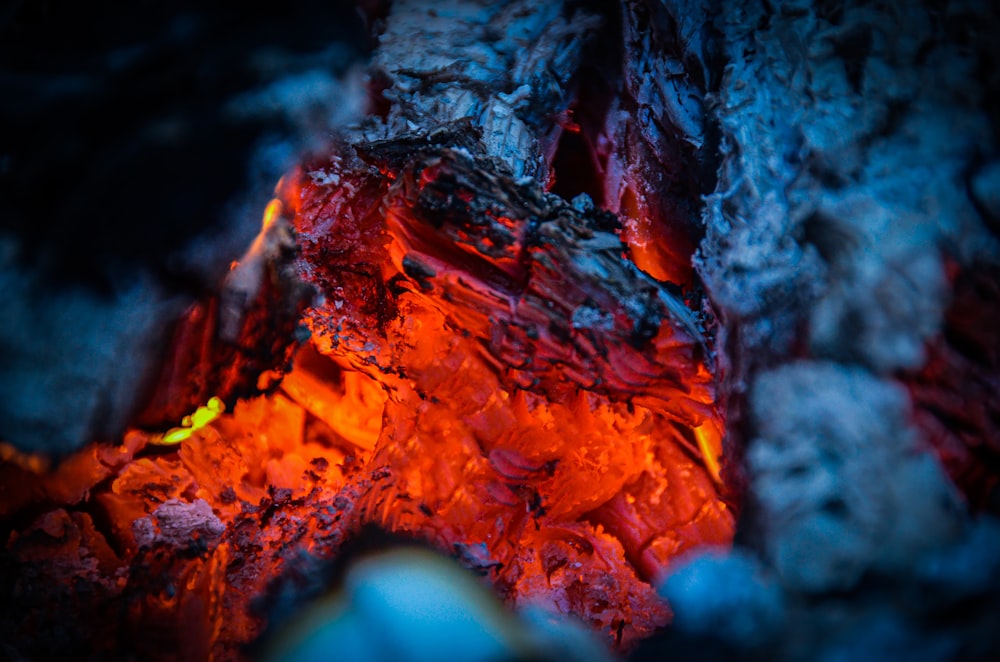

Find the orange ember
[[0, 144, 734, 658]]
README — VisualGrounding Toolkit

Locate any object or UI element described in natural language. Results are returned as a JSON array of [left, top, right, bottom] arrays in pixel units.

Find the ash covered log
[[656, 0, 1000, 659], [365, 0, 600, 181]]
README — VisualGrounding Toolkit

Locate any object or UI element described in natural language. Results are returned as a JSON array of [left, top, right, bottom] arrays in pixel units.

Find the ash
[[664, 0, 1000, 659]]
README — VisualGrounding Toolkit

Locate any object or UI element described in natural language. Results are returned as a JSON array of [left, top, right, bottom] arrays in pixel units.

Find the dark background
[[0, 0, 371, 292]]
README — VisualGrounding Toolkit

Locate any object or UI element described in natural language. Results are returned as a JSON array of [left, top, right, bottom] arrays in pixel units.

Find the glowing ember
[[0, 109, 734, 662], [275, 135, 733, 645]]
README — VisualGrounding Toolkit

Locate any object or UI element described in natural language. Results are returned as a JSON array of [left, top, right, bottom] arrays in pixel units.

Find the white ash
[[695, 0, 999, 369], [132, 498, 225, 551], [747, 362, 965, 592], [666, 0, 1000, 657]]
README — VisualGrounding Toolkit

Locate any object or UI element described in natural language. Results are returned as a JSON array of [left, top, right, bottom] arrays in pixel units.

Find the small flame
[[148, 396, 226, 446], [693, 420, 723, 485], [261, 199, 283, 232]]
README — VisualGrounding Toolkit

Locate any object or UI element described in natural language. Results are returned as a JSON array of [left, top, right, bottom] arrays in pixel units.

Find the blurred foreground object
[[263, 547, 612, 662]]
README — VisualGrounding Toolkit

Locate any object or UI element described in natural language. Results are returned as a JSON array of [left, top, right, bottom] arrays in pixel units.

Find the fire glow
[[0, 145, 734, 658]]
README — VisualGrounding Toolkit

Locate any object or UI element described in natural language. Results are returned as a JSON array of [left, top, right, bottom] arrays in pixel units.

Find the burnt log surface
[[302, 138, 714, 424], [296, 0, 718, 415], [0, 1, 729, 659]]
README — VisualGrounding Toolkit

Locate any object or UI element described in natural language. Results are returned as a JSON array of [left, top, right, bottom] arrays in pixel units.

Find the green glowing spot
[[149, 396, 226, 446], [159, 427, 194, 445]]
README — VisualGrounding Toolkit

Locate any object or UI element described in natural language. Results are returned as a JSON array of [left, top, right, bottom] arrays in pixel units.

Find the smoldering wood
[[296, 0, 719, 426], [310, 133, 715, 424], [2, 0, 1000, 659], [283, 6, 730, 646], [0, 1, 713, 657]]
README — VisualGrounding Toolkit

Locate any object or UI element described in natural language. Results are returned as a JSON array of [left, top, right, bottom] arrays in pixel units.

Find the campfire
[[3, 0, 999, 660]]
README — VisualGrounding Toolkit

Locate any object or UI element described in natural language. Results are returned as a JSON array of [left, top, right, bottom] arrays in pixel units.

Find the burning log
[[2, 1, 735, 657], [271, 0, 733, 647], [300, 135, 715, 426], [3, 0, 1000, 660]]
